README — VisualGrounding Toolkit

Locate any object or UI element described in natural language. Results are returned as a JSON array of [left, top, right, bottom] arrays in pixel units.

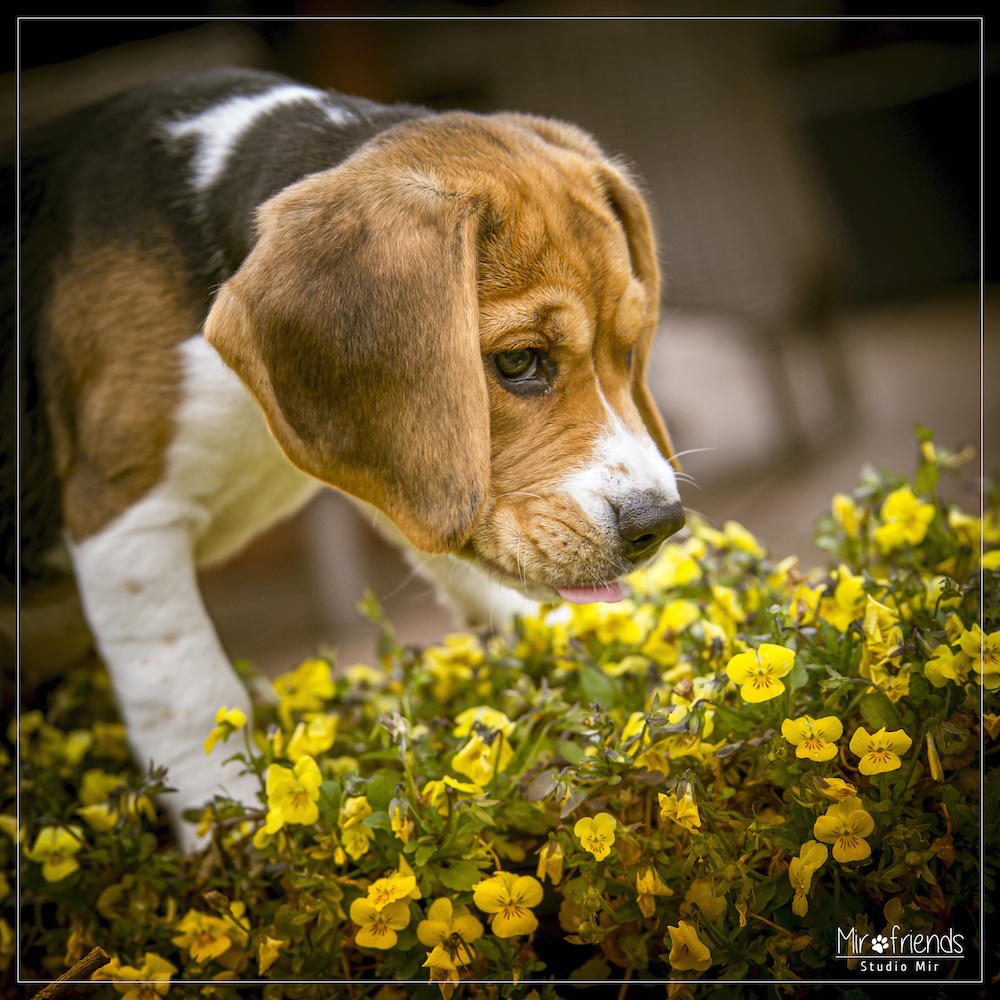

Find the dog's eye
[[495, 348, 538, 380]]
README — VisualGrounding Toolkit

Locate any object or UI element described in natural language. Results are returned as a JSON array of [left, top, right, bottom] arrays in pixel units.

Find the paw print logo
[[871, 934, 890, 954]]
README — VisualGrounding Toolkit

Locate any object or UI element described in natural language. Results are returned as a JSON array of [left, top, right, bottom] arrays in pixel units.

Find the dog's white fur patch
[[68, 334, 321, 851], [559, 383, 680, 525], [164, 84, 355, 192], [352, 498, 540, 628]]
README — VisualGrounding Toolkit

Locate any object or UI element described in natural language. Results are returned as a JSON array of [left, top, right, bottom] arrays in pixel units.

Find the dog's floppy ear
[[204, 150, 491, 554], [598, 161, 680, 472]]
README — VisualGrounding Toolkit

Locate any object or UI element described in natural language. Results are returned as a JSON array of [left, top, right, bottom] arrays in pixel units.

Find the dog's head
[[205, 111, 683, 603]]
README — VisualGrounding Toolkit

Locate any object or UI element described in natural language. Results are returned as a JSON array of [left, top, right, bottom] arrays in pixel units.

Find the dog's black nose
[[617, 496, 686, 562]]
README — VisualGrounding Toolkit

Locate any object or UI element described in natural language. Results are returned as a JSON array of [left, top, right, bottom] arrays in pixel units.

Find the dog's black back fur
[[3, 67, 433, 595]]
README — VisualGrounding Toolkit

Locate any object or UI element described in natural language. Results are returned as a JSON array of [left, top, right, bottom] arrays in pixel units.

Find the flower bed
[[4, 432, 997, 997]]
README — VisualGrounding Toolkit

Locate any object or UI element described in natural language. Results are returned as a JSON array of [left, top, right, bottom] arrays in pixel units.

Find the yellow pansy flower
[[25, 825, 85, 882], [568, 601, 647, 645], [417, 898, 484, 963], [726, 643, 795, 703], [396, 855, 423, 900], [787, 580, 823, 625], [960, 625, 1000, 690], [848, 726, 912, 775], [875, 487, 935, 553], [869, 663, 911, 703], [862, 595, 899, 644], [172, 909, 233, 962], [339, 795, 374, 860], [818, 565, 866, 632], [574, 812, 617, 861], [832, 493, 861, 539], [390, 803, 410, 844], [640, 599, 701, 666], [636, 865, 673, 918], [422, 945, 463, 1000], [257, 935, 288, 975], [350, 897, 410, 949], [367, 872, 417, 911], [724, 520, 766, 557], [93, 953, 177, 1000], [658, 788, 701, 832], [453, 706, 515, 738], [536, 840, 565, 883], [947, 509, 980, 546], [285, 714, 337, 761], [451, 731, 512, 786], [983, 713, 1000, 741], [78, 769, 125, 806], [273, 658, 334, 728], [924, 644, 969, 687], [423, 634, 483, 702], [91, 721, 129, 761], [472, 871, 543, 938], [666, 920, 712, 971], [264, 756, 322, 831], [76, 803, 119, 833], [422, 776, 486, 816], [789, 840, 828, 916], [709, 585, 745, 638], [203, 705, 247, 756], [813, 796, 875, 863], [781, 715, 843, 762]]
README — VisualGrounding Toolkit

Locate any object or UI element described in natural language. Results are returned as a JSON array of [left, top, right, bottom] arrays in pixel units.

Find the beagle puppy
[[9, 68, 684, 849]]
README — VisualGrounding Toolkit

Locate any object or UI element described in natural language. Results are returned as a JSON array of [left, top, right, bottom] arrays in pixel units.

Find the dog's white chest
[[166, 335, 322, 567]]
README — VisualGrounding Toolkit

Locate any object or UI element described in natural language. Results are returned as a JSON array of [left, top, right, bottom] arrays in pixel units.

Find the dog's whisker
[[670, 446, 716, 459]]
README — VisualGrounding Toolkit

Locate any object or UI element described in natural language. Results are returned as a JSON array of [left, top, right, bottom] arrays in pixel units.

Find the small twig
[[747, 911, 795, 937], [616, 965, 633, 1000], [31, 946, 110, 999]]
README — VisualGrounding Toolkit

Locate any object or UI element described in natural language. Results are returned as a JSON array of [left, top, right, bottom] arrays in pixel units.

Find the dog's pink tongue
[[557, 582, 624, 605]]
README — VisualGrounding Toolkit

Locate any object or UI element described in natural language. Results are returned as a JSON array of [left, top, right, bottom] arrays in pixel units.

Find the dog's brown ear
[[598, 162, 680, 472], [204, 155, 491, 554]]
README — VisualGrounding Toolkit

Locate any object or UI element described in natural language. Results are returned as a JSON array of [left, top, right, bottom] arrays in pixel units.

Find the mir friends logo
[[837, 924, 965, 974]]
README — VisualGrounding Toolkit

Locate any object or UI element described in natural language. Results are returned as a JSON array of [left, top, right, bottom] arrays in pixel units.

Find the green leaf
[[570, 957, 611, 981], [362, 810, 391, 830], [752, 880, 776, 912], [394, 927, 418, 951], [438, 860, 483, 891], [558, 740, 586, 765], [366, 774, 396, 811], [611, 899, 641, 924], [414, 844, 436, 867], [579, 666, 618, 707], [318, 780, 341, 817], [473, 936, 502, 963], [788, 658, 809, 693], [859, 692, 901, 732]]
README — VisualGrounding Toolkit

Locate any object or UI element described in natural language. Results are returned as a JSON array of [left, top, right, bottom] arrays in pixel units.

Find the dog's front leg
[[69, 493, 261, 853]]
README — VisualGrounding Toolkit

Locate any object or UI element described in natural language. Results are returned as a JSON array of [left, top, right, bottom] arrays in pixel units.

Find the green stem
[[243, 725, 266, 792], [840, 628, 856, 675], [508, 719, 555, 781], [893, 721, 929, 805]]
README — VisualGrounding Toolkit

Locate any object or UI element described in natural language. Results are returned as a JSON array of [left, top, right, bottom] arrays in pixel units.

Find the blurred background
[[10, 4, 995, 678]]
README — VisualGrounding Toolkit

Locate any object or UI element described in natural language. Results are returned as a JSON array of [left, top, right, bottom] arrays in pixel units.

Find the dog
[[4, 67, 684, 850]]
